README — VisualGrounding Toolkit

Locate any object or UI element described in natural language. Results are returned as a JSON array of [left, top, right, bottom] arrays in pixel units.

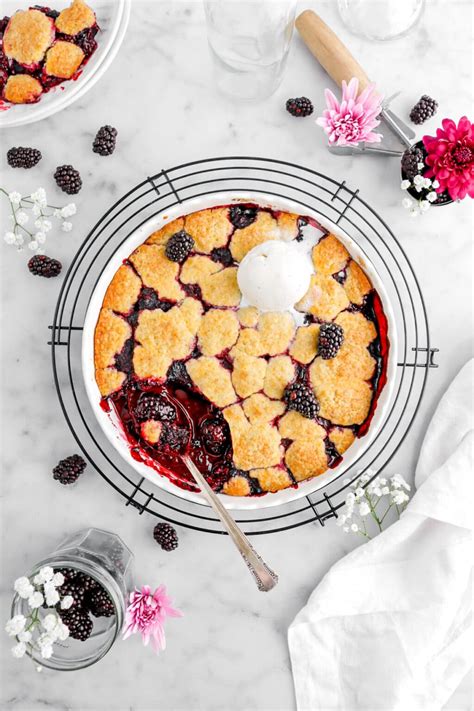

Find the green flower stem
[[364, 490, 383, 532]]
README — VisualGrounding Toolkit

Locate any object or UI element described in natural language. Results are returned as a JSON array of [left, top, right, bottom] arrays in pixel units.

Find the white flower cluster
[[401, 171, 440, 217], [336, 469, 411, 537], [1, 186, 76, 253], [6, 566, 72, 663]]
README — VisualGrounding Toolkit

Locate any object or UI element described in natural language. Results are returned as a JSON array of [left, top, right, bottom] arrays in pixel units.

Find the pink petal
[[457, 116, 470, 136], [324, 89, 339, 112], [363, 131, 383, 143], [344, 77, 359, 101]]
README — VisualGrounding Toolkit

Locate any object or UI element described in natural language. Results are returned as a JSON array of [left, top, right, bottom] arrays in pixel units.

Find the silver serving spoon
[[182, 455, 278, 592]]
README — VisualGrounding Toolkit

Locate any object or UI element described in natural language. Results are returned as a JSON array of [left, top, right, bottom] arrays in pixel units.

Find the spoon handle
[[183, 456, 278, 592]]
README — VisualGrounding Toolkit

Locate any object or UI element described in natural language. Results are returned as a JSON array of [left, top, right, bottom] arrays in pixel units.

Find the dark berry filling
[[111, 382, 234, 493], [167, 360, 192, 388], [114, 338, 134, 375], [75, 26, 98, 57], [211, 247, 234, 267], [134, 393, 176, 422], [200, 417, 230, 455], [229, 205, 257, 229]]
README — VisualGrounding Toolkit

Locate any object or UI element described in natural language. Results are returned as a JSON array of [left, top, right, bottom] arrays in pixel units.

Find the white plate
[[82, 192, 398, 511], [0, 0, 130, 128]]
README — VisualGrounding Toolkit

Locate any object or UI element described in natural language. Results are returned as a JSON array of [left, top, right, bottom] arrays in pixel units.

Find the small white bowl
[[82, 192, 398, 511], [0, 0, 130, 129]]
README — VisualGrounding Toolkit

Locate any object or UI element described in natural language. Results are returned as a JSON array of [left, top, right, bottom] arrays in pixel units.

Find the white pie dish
[[0, 0, 130, 129], [82, 192, 398, 511]]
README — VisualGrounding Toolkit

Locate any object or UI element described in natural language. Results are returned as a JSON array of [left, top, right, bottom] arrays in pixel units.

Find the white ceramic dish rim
[[0, 0, 131, 128], [82, 191, 398, 511]]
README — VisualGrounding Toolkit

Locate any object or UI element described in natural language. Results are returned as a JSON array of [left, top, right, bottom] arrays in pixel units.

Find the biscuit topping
[[93, 203, 389, 496]]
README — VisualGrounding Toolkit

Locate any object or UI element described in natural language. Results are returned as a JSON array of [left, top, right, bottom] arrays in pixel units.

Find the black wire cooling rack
[[49, 157, 439, 535]]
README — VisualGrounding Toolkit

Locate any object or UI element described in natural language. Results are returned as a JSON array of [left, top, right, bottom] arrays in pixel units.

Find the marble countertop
[[1, 1, 472, 709]]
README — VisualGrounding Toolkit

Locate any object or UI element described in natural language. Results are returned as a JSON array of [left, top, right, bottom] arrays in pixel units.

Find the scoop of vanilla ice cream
[[237, 240, 313, 312]]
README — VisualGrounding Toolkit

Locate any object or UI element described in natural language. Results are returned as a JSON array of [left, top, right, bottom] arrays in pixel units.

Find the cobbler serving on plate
[[93, 203, 389, 497], [0, 0, 98, 104]]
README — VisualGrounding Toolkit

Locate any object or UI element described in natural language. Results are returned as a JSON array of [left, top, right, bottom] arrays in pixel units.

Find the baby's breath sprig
[[1, 187, 76, 253], [400, 170, 440, 217], [6, 566, 74, 669], [336, 470, 411, 539]]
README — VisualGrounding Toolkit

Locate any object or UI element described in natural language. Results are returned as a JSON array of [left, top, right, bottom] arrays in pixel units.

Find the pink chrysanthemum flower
[[122, 585, 182, 653], [316, 77, 383, 146], [423, 116, 474, 201]]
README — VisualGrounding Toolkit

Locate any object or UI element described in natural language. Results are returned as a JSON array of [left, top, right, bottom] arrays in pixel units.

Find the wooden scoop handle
[[295, 9, 371, 90]]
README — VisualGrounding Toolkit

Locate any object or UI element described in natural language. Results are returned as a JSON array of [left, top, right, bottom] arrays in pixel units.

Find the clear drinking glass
[[204, 0, 297, 100], [337, 0, 425, 41], [11, 528, 133, 671]]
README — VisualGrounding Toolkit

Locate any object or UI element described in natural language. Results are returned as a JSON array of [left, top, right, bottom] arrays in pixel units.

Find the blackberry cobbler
[[0, 0, 99, 105], [94, 204, 389, 497]]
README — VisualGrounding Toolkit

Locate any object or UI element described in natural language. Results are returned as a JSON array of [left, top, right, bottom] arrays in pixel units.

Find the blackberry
[[64, 610, 93, 641], [206, 462, 232, 491], [88, 587, 115, 618], [409, 95, 438, 125], [52, 454, 86, 485], [284, 382, 319, 419], [134, 394, 176, 422], [153, 522, 179, 551], [59, 607, 82, 628], [160, 425, 189, 452], [200, 418, 230, 455], [55, 567, 78, 584], [401, 145, 425, 180], [166, 360, 192, 388], [75, 573, 98, 593], [76, 27, 98, 57], [54, 165, 82, 194], [229, 205, 257, 229], [211, 247, 233, 266], [165, 231, 194, 263], [28, 255, 62, 278], [92, 124, 117, 156], [318, 323, 344, 360], [286, 97, 314, 117], [7, 146, 42, 169], [58, 581, 86, 609]]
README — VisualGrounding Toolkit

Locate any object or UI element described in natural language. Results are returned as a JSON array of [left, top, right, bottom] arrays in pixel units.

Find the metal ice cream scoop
[[295, 9, 415, 156]]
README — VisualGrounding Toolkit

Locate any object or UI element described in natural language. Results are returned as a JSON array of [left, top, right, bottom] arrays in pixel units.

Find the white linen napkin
[[288, 359, 473, 711]]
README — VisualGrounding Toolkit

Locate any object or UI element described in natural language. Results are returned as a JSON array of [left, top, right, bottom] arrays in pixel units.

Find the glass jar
[[11, 528, 133, 671], [204, 0, 297, 100], [337, 0, 425, 41]]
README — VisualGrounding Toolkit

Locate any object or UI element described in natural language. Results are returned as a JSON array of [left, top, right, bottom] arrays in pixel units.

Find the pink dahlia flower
[[316, 77, 383, 146], [423, 116, 474, 201], [122, 585, 182, 653]]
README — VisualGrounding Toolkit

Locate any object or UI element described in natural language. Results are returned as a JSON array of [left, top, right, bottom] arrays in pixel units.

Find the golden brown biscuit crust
[[4, 10, 53, 65], [187, 357, 237, 408], [94, 309, 130, 370], [184, 208, 232, 253], [102, 264, 142, 314], [45, 41, 84, 79], [4, 74, 43, 103], [55, 0, 96, 35], [130, 244, 184, 302]]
